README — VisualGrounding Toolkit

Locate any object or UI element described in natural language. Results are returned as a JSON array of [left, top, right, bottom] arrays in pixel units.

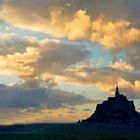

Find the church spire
[[115, 85, 120, 97]]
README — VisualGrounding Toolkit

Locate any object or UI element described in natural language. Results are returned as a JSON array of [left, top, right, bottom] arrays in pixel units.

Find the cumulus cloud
[[35, 40, 89, 75], [0, 47, 40, 77], [1, 0, 140, 47], [64, 10, 91, 40], [91, 16, 140, 49], [0, 35, 89, 87], [0, 33, 139, 100]]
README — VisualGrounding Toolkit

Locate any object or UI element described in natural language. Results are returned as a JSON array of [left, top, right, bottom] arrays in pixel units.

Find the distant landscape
[[0, 123, 140, 140]]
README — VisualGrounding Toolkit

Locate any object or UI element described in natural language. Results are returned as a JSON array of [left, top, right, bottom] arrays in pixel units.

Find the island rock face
[[82, 86, 140, 127]]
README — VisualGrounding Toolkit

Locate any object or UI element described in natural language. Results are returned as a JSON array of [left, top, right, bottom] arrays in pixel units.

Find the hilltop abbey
[[82, 86, 140, 127]]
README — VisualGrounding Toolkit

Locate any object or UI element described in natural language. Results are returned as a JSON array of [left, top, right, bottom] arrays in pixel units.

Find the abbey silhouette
[[82, 86, 140, 127]]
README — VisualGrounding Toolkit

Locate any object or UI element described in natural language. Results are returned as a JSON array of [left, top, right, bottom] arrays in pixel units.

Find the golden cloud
[[1, 0, 140, 51], [3, 6, 91, 39], [2, 0, 140, 50], [0, 35, 89, 87], [64, 10, 91, 40], [0, 47, 40, 77], [112, 61, 134, 71], [0, 107, 92, 125], [0, 33, 140, 98], [91, 16, 140, 49]]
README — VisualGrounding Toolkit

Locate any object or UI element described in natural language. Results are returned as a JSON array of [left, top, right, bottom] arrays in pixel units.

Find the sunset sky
[[0, 0, 140, 125]]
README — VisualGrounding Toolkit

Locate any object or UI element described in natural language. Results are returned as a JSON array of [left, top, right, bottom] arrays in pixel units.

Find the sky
[[0, 0, 140, 125]]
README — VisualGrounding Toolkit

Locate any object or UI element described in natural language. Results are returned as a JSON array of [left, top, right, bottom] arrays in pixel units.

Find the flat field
[[0, 123, 140, 140]]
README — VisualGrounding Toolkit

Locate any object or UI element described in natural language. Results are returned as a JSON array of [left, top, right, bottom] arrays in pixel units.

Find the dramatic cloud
[[91, 16, 140, 49], [0, 84, 93, 109], [1, 0, 140, 48], [0, 83, 97, 124], [1, 77, 140, 124], [61, 65, 140, 98], [64, 10, 91, 40], [0, 35, 89, 87], [0, 47, 40, 77], [0, 33, 140, 100]]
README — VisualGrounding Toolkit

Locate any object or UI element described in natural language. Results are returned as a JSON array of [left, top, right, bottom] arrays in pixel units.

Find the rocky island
[[82, 86, 140, 128]]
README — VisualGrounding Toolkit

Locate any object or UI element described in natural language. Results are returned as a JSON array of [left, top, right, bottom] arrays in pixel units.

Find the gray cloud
[[65, 66, 140, 84], [0, 35, 90, 88], [125, 46, 140, 70], [0, 34, 140, 100], [63, 65, 140, 98], [2, 0, 140, 22], [83, 108, 92, 112], [34, 43, 89, 75], [0, 84, 93, 109], [1, 0, 140, 40], [0, 33, 40, 55]]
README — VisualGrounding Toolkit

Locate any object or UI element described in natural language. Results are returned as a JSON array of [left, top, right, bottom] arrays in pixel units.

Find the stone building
[[82, 86, 140, 127]]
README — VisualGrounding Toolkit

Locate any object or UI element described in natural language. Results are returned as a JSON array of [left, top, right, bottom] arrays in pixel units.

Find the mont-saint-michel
[[81, 86, 140, 128], [1, 85, 140, 140]]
